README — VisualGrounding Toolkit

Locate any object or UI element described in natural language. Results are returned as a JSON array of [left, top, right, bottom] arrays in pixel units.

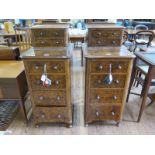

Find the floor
[[5, 47, 155, 135]]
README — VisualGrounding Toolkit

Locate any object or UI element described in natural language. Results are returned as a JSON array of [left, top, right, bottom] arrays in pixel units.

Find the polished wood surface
[[0, 61, 24, 78], [0, 46, 20, 60], [84, 45, 135, 125]]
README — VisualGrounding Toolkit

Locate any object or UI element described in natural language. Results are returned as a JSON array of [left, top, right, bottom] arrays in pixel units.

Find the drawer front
[[86, 105, 121, 122], [32, 90, 66, 106], [29, 74, 66, 90], [32, 29, 65, 38], [90, 29, 122, 38], [25, 61, 65, 74], [90, 60, 129, 73], [33, 39, 65, 47], [90, 74, 126, 88], [89, 89, 123, 104], [34, 107, 69, 123], [88, 38, 107, 46]]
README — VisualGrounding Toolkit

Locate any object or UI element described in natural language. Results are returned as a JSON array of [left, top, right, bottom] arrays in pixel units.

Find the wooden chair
[[15, 27, 32, 53], [135, 24, 148, 30], [133, 30, 154, 52]]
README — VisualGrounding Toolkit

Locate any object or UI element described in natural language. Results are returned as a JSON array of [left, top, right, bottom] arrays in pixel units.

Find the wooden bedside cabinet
[[83, 45, 135, 126], [87, 24, 124, 47], [31, 24, 69, 47], [21, 45, 73, 127]]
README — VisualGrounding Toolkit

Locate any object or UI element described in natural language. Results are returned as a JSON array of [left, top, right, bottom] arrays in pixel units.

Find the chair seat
[[137, 65, 155, 82], [136, 39, 148, 44]]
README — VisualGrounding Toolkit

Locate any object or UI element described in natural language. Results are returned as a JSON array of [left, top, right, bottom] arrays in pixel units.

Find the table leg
[[19, 99, 28, 123], [137, 67, 155, 122]]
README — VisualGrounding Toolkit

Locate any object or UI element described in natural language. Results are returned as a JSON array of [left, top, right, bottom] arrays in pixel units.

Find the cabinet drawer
[[33, 39, 65, 47], [29, 74, 66, 90], [90, 29, 122, 38], [25, 60, 65, 74], [88, 38, 107, 46], [34, 107, 69, 123], [32, 90, 66, 106], [89, 89, 123, 104], [90, 60, 129, 73], [90, 74, 126, 88], [86, 105, 121, 122], [32, 29, 65, 38]]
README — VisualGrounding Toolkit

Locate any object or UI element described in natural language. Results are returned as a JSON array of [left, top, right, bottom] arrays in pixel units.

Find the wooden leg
[[137, 67, 155, 122], [81, 46, 83, 66]]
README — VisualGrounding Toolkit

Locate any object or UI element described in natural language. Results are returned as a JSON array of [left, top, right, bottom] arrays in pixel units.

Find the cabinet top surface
[[83, 44, 135, 59], [31, 24, 69, 29], [21, 44, 73, 59], [0, 61, 24, 78], [87, 24, 124, 29]]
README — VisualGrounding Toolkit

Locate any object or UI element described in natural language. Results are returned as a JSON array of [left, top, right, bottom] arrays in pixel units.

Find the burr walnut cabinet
[[31, 24, 69, 48], [21, 46, 73, 127], [87, 24, 124, 47], [83, 45, 135, 126]]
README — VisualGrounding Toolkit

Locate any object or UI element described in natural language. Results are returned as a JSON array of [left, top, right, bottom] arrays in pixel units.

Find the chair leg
[[136, 72, 142, 87]]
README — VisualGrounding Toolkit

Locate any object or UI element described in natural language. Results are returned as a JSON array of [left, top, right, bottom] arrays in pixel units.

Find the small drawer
[[29, 74, 66, 90], [32, 90, 66, 106], [91, 30, 108, 38], [34, 107, 69, 123], [89, 89, 123, 104], [25, 61, 65, 74], [88, 38, 107, 46], [86, 105, 121, 122], [33, 39, 65, 47], [106, 39, 122, 46], [32, 29, 65, 38], [90, 74, 126, 88], [90, 60, 129, 73]]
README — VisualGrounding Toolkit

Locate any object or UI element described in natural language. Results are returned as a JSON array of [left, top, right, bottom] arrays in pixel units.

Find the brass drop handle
[[113, 96, 117, 100], [53, 65, 58, 70], [57, 114, 61, 118], [97, 40, 101, 44], [111, 111, 115, 116], [35, 65, 39, 70], [39, 96, 44, 100], [40, 32, 43, 36], [98, 65, 103, 70], [117, 65, 122, 70], [55, 80, 59, 85], [95, 111, 100, 116], [97, 32, 102, 36], [96, 95, 100, 100], [41, 41, 45, 44], [56, 96, 61, 101], [112, 40, 116, 44], [41, 114, 45, 118], [115, 80, 120, 84], [56, 41, 59, 44]]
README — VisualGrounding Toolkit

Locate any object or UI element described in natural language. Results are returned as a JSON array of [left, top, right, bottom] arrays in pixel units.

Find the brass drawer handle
[[111, 111, 115, 116], [56, 96, 61, 101], [53, 65, 58, 70], [115, 80, 120, 84], [56, 41, 59, 45], [112, 40, 116, 44], [41, 41, 45, 44], [113, 96, 117, 100], [41, 114, 45, 118], [97, 32, 102, 36], [97, 40, 101, 44], [34, 65, 39, 70], [57, 114, 61, 118], [96, 95, 100, 100], [98, 65, 103, 70], [39, 96, 44, 100], [95, 111, 100, 117], [117, 65, 122, 70], [55, 80, 59, 85]]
